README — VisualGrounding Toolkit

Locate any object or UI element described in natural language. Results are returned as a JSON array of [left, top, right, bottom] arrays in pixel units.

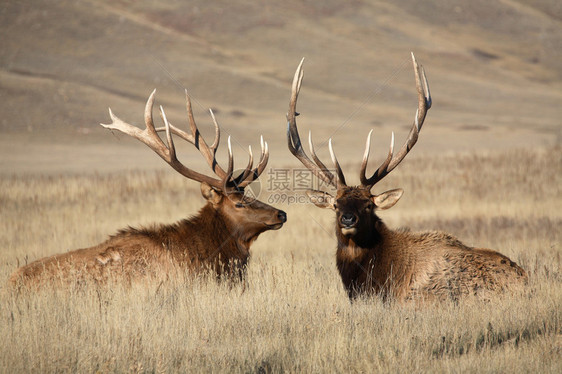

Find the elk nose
[[277, 210, 287, 223], [340, 213, 357, 227]]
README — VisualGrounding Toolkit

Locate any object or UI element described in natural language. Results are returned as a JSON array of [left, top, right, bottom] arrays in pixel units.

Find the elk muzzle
[[267, 209, 287, 230], [339, 212, 358, 236]]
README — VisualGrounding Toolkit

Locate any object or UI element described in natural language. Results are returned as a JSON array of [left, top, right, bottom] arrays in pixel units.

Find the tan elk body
[[10, 90, 286, 287], [287, 55, 527, 301]]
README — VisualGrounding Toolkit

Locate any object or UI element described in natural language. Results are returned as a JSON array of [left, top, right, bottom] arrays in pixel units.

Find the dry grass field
[[1, 0, 561, 372], [1, 147, 560, 373]]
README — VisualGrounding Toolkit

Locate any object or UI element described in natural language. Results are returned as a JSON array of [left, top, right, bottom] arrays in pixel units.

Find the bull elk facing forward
[[287, 55, 527, 301], [10, 90, 286, 287]]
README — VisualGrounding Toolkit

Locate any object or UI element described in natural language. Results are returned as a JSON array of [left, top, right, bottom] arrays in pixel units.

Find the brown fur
[[9, 186, 286, 289], [310, 186, 527, 302]]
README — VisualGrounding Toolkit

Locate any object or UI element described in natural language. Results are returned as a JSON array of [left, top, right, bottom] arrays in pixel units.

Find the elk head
[[287, 54, 431, 244], [101, 89, 287, 240]]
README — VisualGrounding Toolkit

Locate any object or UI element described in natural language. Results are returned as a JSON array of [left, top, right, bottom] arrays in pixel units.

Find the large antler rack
[[359, 53, 432, 188], [287, 59, 347, 188], [101, 89, 269, 191], [286, 53, 431, 191]]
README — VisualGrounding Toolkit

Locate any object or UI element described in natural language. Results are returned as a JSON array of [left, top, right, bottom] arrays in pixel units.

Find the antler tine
[[184, 92, 227, 177], [144, 89, 159, 137], [158, 105, 176, 161], [226, 136, 234, 180], [386, 53, 431, 169], [232, 145, 254, 186], [101, 90, 224, 190], [152, 90, 195, 145], [221, 135, 267, 190], [360, 129, 374, 184], [328, 139, 347, 187], [308, 131, 334, 180], [359, 130, 394, 186], [287, 58, 340, 188], [360, 53, 431, 188], [151, 93, 226, 177], [208, 108, 221, 153], [220, 136, 235, 191], [420, 66, 432, 116], [237, 136, 270, 188], [287, 58, 305, 154]]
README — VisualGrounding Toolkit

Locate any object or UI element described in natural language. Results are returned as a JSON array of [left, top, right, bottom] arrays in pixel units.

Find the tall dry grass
[[0, 147, 560, 373]]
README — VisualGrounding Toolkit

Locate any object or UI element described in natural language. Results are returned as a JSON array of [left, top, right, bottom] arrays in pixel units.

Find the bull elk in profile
[[287, 54, 527, 302], [10, 90, 286, 288]]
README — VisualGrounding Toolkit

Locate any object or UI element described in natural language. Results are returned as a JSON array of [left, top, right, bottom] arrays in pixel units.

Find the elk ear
[[200, 182, 223, 206], [372, 188, 403, 210], [306, 190, 336, 210]]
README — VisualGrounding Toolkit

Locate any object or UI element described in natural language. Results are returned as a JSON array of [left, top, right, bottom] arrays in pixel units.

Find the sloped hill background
[[0, 0, 560, 174]]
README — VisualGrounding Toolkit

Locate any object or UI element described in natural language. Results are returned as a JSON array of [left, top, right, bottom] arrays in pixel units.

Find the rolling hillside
[[0, 0, 560, 174]]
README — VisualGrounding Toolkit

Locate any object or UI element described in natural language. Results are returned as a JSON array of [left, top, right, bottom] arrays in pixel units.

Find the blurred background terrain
[[0, 0, 560, 175]]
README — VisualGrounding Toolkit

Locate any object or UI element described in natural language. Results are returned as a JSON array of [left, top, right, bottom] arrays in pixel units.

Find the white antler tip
[[364, 129, 373, 154], [159, 105, 168, 121], [328, 138, 337, 164]]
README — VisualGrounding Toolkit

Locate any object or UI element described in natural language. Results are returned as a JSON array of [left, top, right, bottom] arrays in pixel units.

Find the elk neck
[[191, 203, 254, 256], [120, 202, 251, 263], [335, 215, 397, 299]]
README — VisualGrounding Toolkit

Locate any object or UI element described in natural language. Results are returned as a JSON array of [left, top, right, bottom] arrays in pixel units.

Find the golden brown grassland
[[1, 147, 560, 373]]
